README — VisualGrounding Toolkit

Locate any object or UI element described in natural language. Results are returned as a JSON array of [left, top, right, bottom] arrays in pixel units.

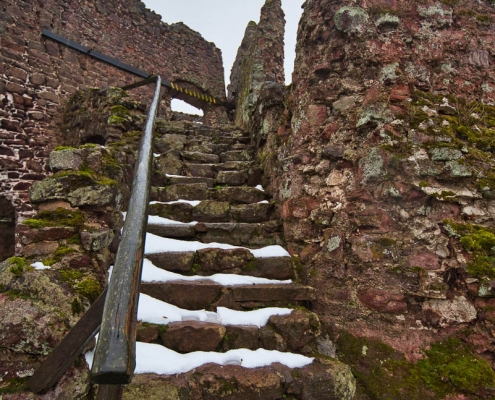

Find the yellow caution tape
[[170, 82, 217, 104]]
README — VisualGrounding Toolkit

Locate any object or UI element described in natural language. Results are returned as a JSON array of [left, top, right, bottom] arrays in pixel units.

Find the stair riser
[[146, 251, 294, 280], [140, 282, 315, 311]]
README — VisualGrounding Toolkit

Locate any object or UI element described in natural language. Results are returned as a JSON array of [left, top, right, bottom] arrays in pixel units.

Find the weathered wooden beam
[[27, 288, 107, 394], [96, 384, 124, 400], [91, 77, 162, 384]]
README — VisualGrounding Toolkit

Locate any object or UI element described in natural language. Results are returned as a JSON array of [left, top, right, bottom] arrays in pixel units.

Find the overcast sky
[[141, 0, 304, 113]]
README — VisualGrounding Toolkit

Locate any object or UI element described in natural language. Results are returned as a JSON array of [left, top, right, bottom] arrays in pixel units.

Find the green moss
[[43, 246, 77, 266], [108, 105, 132, 125], [67, 234, 82, 245], [8, 257, 32, 278], [74, 278, 101, 303], [0, 376, 29, 394], [444, 221, 495, 279], [337, 331, 495, 399], [5, 289, 33, 301], [59, 268, 102, 303], [51, 168, 119, 189], [476, 14, 493, 23], [22, 208, 86, 230], [8, 256, 27, 268], [53, 146, 76, 151], [418, 338, 495, 396], [80, 143, 99, 149], [71, 297, 83, 315], [241, 259, 257, 272], [59, 269, 84, 282]]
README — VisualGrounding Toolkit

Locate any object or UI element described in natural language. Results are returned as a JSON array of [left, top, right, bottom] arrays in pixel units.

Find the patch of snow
[[153, 153, 160, 158], [85, 344, 313, 375], [141, 258, 291, 285], [137, 293, 292, 327], [166, 174, 188, 178], [144, 233, 290, 258], [147, 215, 197, 226], [251, 245, 290, 258], [257, 200, 269, 204], [31, 262, 51, 270], [217, 306, 292, 327], [149, 199, 202, 207], [255, 184, 264, 191]]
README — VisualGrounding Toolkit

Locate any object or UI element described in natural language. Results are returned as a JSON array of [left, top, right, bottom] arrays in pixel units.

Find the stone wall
[[236, 0, 495, 395], [0, 0, 226, 229], [278, 0, 495, 362], [229, 0, 285, 130]]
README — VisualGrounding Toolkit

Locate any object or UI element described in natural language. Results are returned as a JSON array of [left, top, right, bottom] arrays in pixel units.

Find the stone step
[[181, 151, 220, 164], [126, 358, 355, 400], [180, 163, 261, 187], [220, 150, 254, 162], [209, 186, 268, 204], [146, 247, 294, 280], [184, 140, 252, 155], [136, 308, 320, 354], [151, 183, 209, 202], [147, 221, 284, 247], [166, 176, 215, 187], [149, 200, 275, 223], [140, 281, 316, 310]]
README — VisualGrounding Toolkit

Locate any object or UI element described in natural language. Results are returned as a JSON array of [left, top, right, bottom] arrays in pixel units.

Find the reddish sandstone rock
[[358, 288, 407, 314]]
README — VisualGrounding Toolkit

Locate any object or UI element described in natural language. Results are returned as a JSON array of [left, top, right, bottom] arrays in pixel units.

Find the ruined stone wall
[[237, 0, 495, 394], [0, 0, 226, 225], [275, 0, 495, 364], [229, 0, 285, 130]]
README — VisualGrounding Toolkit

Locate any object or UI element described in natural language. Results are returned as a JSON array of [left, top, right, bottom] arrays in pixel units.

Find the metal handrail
[[91, 76, 162, 384]]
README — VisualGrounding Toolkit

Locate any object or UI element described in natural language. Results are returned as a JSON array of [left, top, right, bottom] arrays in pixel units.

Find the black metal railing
[[90, 75, 162, 384]]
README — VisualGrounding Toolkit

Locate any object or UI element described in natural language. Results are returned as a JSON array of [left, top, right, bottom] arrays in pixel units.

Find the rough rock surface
[[229, 0, 285, 129], [233, 0, 495, 397]]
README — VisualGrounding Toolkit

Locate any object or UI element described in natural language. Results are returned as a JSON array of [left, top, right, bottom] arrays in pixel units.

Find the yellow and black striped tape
[[170, 82, 217, 104]]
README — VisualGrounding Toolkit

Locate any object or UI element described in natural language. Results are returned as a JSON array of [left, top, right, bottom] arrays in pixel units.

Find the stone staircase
[[117, 120, 355, 399]]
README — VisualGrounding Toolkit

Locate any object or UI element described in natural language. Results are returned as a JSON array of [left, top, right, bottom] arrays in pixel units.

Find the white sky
[[141, 0, 304, 113]]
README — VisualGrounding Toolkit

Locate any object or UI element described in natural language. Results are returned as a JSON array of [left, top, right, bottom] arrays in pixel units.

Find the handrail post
[[91, 76, 162, 384]]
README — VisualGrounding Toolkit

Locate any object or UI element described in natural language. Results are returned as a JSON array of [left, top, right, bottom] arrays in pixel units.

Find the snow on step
[[141, 258, 291, 286], [150, 199, 202, 207], [85, 344, 313, 376], [144, 232, 290, 258], [138, 293, 292, 327]]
